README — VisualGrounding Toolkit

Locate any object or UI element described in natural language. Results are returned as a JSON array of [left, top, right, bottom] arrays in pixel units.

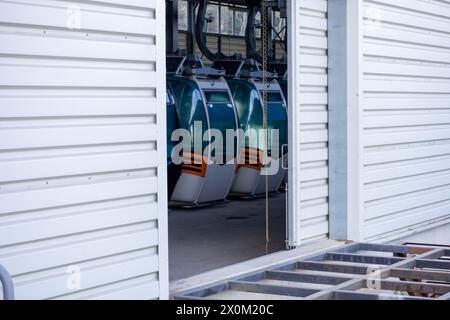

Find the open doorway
[[165, 0, 289, 282]]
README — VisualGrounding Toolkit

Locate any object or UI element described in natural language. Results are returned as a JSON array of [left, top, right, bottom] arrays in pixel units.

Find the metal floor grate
[[175, 243, 450, 300]]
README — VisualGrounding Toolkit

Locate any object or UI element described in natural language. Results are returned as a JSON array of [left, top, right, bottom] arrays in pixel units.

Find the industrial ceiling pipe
[[194, 0, 241, 61], [245, 1, 266, 63], [0, 265, 15, 300]]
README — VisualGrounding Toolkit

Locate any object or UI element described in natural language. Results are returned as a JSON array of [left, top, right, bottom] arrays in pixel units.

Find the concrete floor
[[169, 193, 287, 281]]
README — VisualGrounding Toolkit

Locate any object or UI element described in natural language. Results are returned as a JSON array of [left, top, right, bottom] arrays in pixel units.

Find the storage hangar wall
[[329, 0, 450, 245], [289, 0, 330, 246], [361, 0, 450, 243], [0, 0, 168, 300]]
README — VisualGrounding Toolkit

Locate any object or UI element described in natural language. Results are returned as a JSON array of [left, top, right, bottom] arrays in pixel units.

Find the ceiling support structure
[[166, 0, 179, 53]]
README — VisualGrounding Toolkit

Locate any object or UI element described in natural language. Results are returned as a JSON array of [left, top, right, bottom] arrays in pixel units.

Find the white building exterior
[[288, 0, 330, 246], [0, 0, 168, 300], [327, 0, 450, 244], [0, 0, 448, 300]]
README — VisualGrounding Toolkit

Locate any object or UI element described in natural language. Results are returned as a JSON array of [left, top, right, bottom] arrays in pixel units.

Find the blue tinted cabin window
[[169, 79, 209, 157], [266, 92, 284, 103], [204, 90, 231, 103], [227, 80, 265, 152], [203, 90, 237, 163], [261, 91, 288, 158]]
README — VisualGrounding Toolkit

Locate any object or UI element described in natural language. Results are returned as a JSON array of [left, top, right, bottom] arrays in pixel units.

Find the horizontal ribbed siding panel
[[296, 0, 329, 243], [15, 250, 159, 300], [361, 0, 450, 242], [0, 0, 166, 300]]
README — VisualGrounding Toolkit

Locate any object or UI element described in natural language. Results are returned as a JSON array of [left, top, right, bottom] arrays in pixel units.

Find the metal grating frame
[[175, 243, 450, 300]]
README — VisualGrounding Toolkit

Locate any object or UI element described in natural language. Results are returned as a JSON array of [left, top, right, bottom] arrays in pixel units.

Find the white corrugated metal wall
[[289, 0, 329, 246], [0, 0, 168, 300], [361, 0, 450, 242]]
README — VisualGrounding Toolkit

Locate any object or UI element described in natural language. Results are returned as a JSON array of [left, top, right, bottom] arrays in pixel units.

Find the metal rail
[[0, 265, 15, 300], [175, 243, 450, 300]]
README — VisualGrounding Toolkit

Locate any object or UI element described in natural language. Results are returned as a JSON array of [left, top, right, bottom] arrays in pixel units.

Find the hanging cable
[[261, 0, 270, 255], [195, 0, 241, 61]]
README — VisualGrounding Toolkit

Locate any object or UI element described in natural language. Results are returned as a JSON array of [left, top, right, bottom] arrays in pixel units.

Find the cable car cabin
[[168, 75, 239, 207], [272, 77, 289, 186], [167, 82, 181, 199], [278, 79, 288, 105], [266, 63, 289, 187], [252, 79, 288, 195], [227, 78, 288, 197], [267, 63, 289, 107]]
